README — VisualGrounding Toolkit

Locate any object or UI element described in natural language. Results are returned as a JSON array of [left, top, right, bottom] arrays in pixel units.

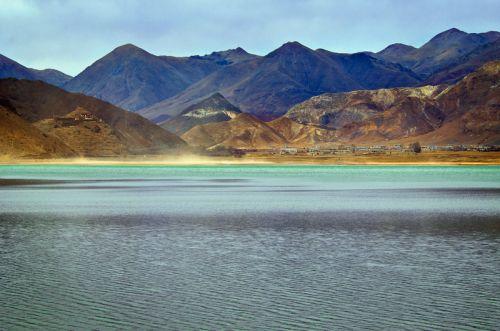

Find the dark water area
[[0, 165, 499, 329]]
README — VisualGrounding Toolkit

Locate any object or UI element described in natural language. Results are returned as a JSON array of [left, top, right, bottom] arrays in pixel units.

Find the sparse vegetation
[[410, 142, 422, 153]]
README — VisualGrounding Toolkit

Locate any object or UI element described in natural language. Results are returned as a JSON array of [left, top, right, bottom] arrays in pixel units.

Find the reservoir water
[[0, 165, 499, 329]]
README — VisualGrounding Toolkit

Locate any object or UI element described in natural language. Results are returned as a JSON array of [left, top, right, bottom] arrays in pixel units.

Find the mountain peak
[[234, 47, 247, 54], [444, 27, 465, 34], [429, 28, 467, 42], [199, 47, 258, 65], [209, 92, 226, 99], [280, 41, 308, 50], [224, 47, 249, 55], [190, 92, 240, 112], [163, 92, 241, 134], [111, 43, 148, 55], [378, 43, 416, 55], [266, 41, 312, 57], [209, 47, 248, 56]]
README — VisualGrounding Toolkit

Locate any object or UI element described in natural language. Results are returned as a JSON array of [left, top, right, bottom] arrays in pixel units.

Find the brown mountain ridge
[[0, 79, 186, 158], [286, 61, 500, 145]]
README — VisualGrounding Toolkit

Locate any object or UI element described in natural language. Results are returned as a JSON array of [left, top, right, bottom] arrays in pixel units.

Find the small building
[[308, 147, 320, 155], [75, 113, 96, 121], [280, 147, 298, 155]]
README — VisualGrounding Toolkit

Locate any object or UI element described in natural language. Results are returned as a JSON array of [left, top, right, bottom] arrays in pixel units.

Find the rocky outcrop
[[161, 93, 241, 135]]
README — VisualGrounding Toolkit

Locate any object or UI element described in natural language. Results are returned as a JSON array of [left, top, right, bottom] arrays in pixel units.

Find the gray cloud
[[1, 0, 499, 75]]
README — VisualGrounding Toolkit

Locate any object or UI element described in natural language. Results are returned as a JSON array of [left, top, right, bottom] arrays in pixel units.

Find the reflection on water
[[0, 165, 499, 329]]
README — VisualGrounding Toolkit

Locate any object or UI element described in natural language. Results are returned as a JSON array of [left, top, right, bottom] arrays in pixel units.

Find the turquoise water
[[0, 165, 499, 329]]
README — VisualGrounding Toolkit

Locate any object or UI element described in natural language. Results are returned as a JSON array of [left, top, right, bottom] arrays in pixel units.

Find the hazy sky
[[1, 0, 499, 75]]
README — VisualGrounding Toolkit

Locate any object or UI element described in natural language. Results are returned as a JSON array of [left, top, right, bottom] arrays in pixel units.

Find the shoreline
[[1, 151, 500, 166]]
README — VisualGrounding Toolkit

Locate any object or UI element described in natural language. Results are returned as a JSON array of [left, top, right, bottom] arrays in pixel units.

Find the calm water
[[0, 165, 499, 330]]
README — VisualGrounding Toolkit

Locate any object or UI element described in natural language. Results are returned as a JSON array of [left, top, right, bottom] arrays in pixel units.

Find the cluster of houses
[[274, 144, 499, 155], [55, 112, 102, 127]]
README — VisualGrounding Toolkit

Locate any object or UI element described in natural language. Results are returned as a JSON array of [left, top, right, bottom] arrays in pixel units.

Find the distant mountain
[[0, 78, 186, 158], [141, 41, 421, 121], [161, 93, 241, 135], [192, 47, 259, 65], [29, 68, 73, 87], [5, 27, 495, 129], [286, 61, 500, 145], [424, 39, 500, 85], [376, 43, 417, 65], [0, 54, 72, 87], [64, 44, 258, 111], [317, 50, 422, 88], [376, 28, 500, 78]]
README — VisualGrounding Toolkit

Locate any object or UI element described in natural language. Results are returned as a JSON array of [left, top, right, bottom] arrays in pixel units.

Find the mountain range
[[181, 61, 500, 148], [142, 42, 421, 121], [2, 28, 497, 123], [0, 28, 499, 157], [64, 44, 257, 113]]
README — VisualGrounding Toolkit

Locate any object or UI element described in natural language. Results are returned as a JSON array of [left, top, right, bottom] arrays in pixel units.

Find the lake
[[0, 165, 499, 329]]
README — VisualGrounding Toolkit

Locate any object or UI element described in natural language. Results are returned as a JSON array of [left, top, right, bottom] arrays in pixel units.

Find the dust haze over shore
[[1, 151, 500, 166], [0, 153, 273, 166]]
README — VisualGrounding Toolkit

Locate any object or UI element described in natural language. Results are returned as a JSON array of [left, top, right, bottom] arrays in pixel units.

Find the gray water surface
[[0, 165, 499, 329]]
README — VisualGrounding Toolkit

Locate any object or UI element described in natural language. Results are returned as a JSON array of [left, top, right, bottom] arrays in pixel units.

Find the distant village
[[274, 144, 500, 155]]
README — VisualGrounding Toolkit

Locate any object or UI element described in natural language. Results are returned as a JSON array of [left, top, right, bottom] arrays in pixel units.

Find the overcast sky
[[1, 0, 499, 76]]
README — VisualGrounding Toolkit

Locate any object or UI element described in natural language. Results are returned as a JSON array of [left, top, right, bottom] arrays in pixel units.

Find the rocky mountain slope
[[424, 39, 500, 85], [267, 117, 337, 146], [181, 112, 337, 149], [141, 42, 421, 121], [286, 61, 500, 145], [0, 79, 186, 157], [181, 113, 287, 149], [161, 93, 241, 135], [0, 104, 76, 158], [64, 44, 258, 112], [184, 61, 499, 150], [376, 28, 500, 78], [286, 86, 446, 139], [0, 54, 72, 87]]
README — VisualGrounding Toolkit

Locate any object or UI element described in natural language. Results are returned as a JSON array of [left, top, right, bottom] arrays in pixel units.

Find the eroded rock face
[[181, 113, 287, 149], [286, 86, 445, 139], [181, 113, 340, 150], [161, 93, 241, 135], [285, 61, 500, 145]]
